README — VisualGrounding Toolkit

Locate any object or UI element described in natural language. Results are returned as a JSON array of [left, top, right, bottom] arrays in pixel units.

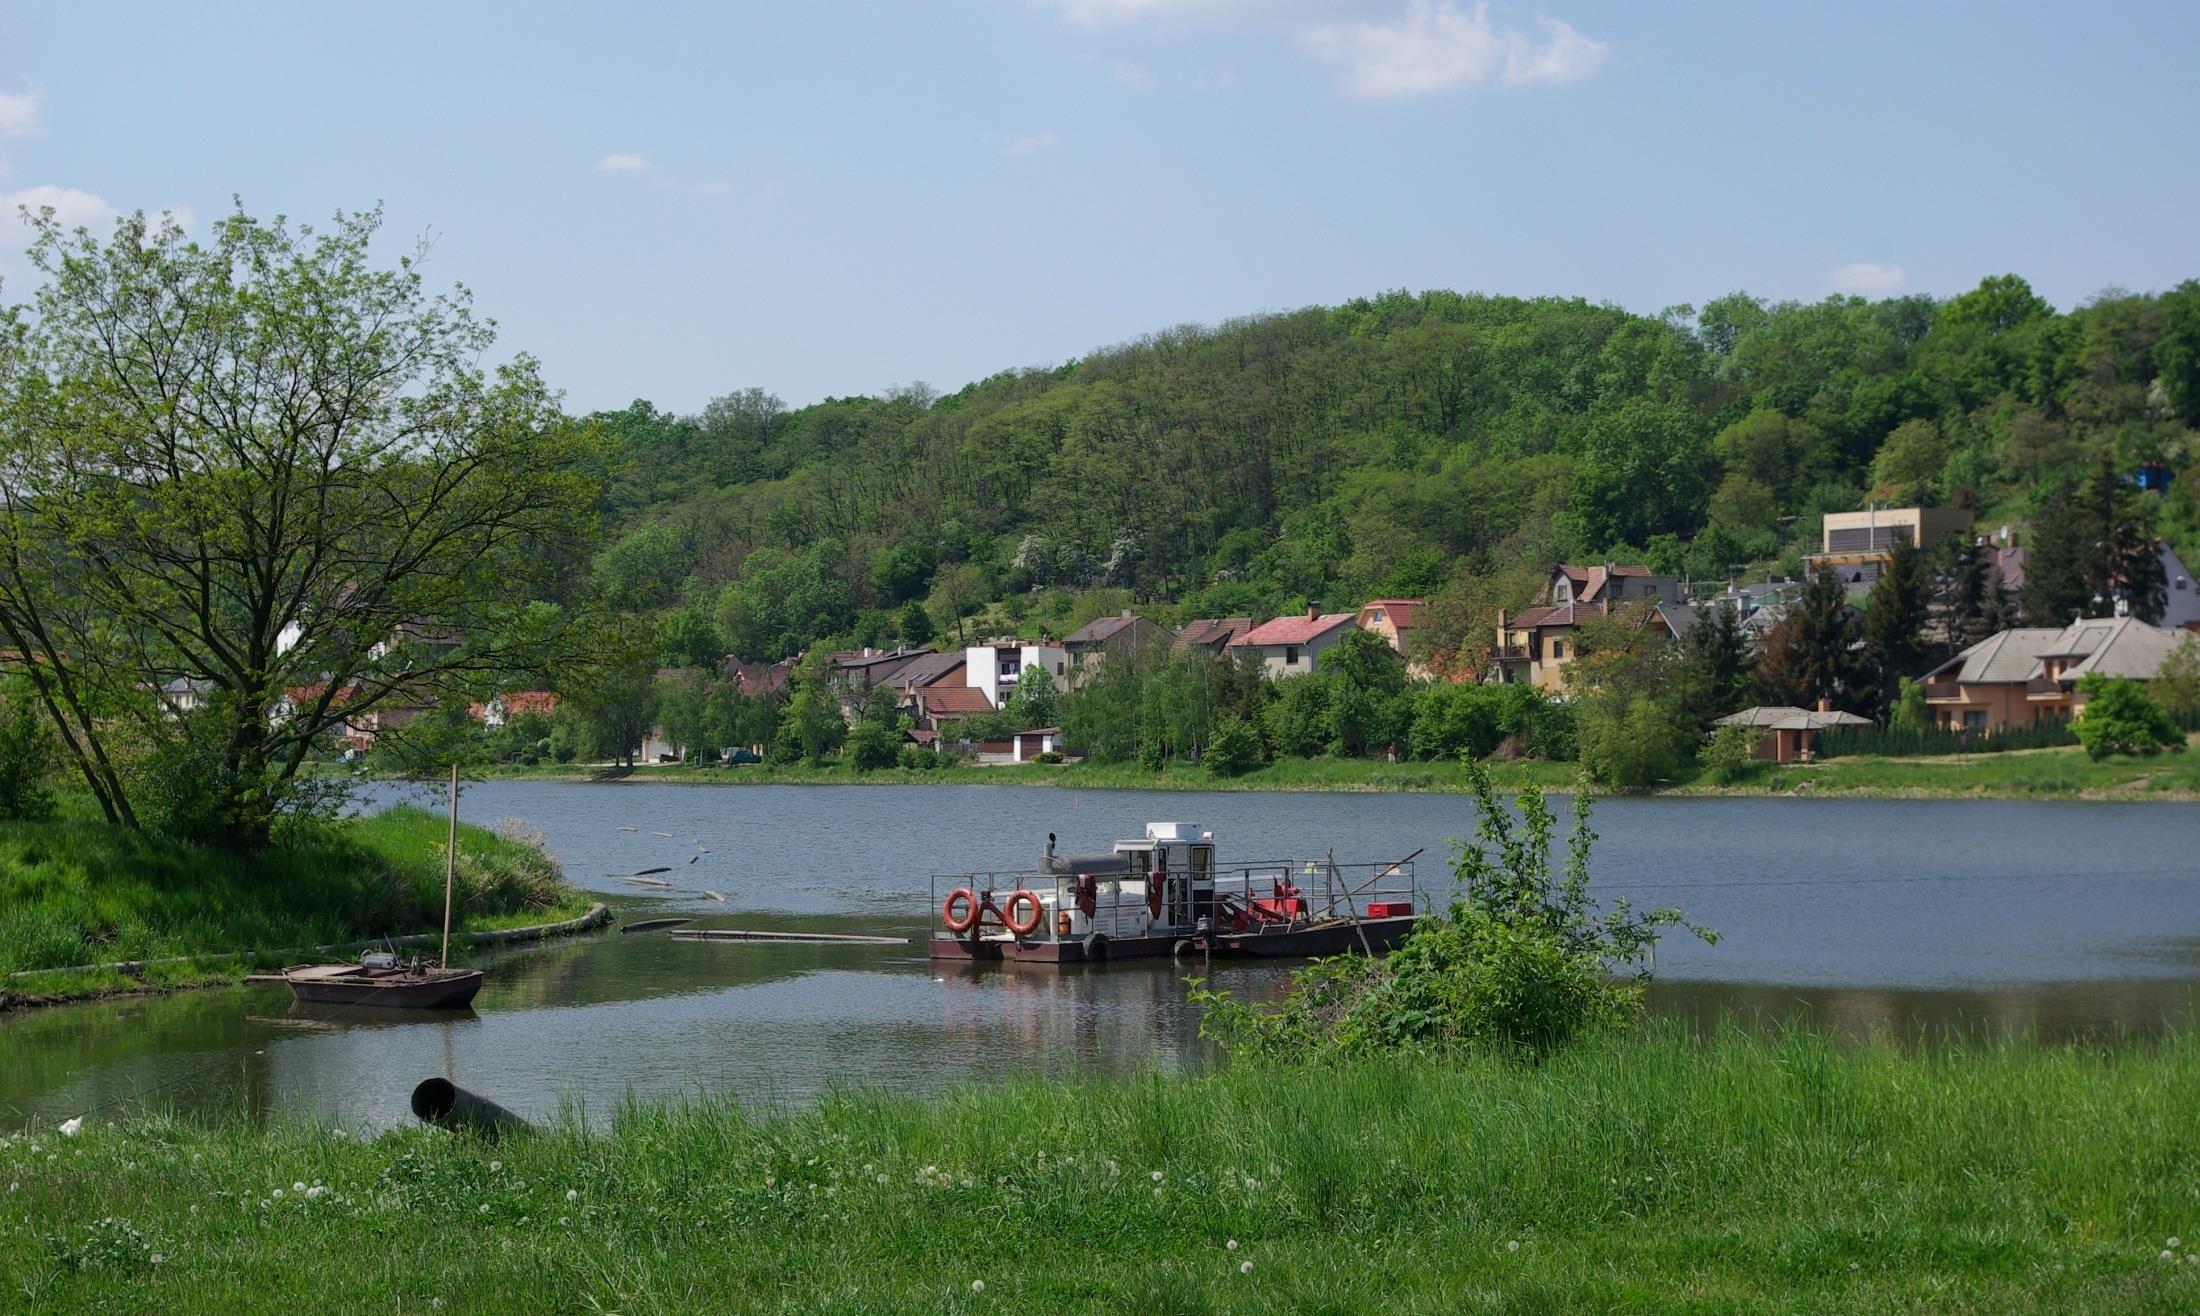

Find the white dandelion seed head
[[293, 1182, 306, 1193], [1507, 1240, 1519, 1252], [490, 1161, 502, 1172], [2170, 1237, 2183, 1249], [559, 1216, 570, 1227], [1150, 1170, 1164, 1182], [971, 1279, 985, 1293], [566, 1188, 580, 1201], [478, 1203, 489, 1214], [1227, 1239, 1239, 1250], [150, 1254, 163, 1265], [271, 1188, 284, 1199], [2163, 1249, 2176, 1260], [1240, 1260, 1254, 1275]]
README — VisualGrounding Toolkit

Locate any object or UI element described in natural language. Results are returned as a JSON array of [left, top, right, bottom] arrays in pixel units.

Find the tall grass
[[7, 1026, 2198, 1312], [0, 806, 580, 978]]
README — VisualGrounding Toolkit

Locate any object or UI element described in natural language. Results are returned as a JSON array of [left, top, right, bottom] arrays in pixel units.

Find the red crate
[[1364, 902, 1413, 918]]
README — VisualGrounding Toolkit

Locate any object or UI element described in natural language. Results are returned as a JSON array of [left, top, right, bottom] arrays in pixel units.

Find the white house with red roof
[[1228, 608, 1358, 678]]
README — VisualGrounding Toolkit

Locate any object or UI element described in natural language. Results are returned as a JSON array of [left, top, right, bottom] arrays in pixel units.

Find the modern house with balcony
[[963, 641, 1069, 708], [1806, 506, 1974, 593], [1921, 616, 2186, 733]]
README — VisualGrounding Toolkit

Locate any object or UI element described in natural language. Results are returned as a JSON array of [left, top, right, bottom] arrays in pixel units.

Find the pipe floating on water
[[669, 929, 907, 946], [621, 876, 673, 888], [702, 891, 725, 902], [620, 917, 694, 934], [410, 1078, 533, 1140]]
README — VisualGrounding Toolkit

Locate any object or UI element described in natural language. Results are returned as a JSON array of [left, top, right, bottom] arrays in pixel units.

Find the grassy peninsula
[[0, 806, 590, 1009], [8, 1027, 2198, 1313]]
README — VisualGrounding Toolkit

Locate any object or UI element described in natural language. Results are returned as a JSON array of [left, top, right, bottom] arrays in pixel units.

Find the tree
[[2154, 634, 2200, 716], [657, 607, 728, 670], [2072, 674, 2182, 760], [1205, 717, 1262, 777], [1674, 603, 1752, 725], [1859, 537, 1930, 719], [896, 599, 936, 647], [651, 668, 713, 763], [1755, 568, 1858, 711], [567, 641, 657, 767], [0, 204, 606, 846], [0, 681, 56, 822], [2020, 477, 2092, 626], [1322, 630, 1411, 757], [1010, 665, 1058, 730], [770, 658, 846, 765], [2075, 448, 2167, 624], [2155, 279, 2200, 428]]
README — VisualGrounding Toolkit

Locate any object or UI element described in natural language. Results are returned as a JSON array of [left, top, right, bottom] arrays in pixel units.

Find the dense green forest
[[585, 277, 2200, 666]]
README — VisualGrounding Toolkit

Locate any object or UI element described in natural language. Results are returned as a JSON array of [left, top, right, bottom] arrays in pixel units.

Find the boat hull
[[929, 914, 1422, 964], [283, 969, 484, 1010]]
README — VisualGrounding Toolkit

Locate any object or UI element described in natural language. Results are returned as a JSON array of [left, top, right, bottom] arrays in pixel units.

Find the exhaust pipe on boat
[[410, 1078, 532, 1140]]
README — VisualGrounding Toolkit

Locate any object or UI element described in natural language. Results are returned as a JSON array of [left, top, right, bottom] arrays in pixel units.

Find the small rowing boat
[[253, 958, 484, 1009]]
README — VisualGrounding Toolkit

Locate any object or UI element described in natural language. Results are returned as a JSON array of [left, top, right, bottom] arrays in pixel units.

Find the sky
[[4, 1, 2198, 414]]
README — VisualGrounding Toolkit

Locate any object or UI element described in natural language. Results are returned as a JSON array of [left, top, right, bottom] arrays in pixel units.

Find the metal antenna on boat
[[441, 763, 457, 969]]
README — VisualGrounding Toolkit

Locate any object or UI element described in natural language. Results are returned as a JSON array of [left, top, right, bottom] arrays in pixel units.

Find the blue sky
[[4, 1, 2197, 413]]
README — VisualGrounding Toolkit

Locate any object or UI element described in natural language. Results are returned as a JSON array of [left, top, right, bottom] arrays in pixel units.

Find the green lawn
[[0, 807, 589, 1005], [7, 1026, 2198, 1312]]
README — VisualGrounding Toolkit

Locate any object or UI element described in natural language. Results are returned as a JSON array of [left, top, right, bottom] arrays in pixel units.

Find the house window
[[1963, 711, 1987, 732], [1370, 609, 1386, 624], [1285, 645, 1300, 665], [1548, 638, 1565, 660]]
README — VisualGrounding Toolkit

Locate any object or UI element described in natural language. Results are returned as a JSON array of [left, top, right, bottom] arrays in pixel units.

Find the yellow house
[[1921, 616, 2185, 733]]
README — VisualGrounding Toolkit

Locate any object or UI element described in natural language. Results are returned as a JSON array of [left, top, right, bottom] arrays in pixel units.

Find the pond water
[[3, 783, 2195, 1130]]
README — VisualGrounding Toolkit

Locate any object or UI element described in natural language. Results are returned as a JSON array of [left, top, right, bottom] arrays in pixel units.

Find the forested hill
[[585, 279, 2200, 664]]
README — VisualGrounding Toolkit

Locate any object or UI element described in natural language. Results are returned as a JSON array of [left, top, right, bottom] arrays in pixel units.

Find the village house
[[826, 647, 935, 715], [1992, 537, 2200, 631], [1173, 617, 1255, 656], [1227, 608, 1357, 678], [1806, 506, 1974, 593], [1921, 615, 2187, 734], [1492, 565, 1685, 691], [1060, 611, 1172, 682], [963, 640, 1068, 708], [468, 690, 558, 729]]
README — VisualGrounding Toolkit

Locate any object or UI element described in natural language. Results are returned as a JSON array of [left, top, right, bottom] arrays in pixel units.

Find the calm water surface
[[3, 783, 2195, 1130]]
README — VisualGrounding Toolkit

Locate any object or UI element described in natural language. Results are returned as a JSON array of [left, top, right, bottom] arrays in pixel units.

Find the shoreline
[[442, 742, 2200, 802], [0, 901, 610, 1015]]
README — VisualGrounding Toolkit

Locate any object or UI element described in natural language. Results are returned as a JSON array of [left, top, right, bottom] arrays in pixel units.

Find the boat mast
[[441, 763, 457, 969]]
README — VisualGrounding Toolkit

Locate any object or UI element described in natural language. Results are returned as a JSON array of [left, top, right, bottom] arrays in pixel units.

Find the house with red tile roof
[[467, 690, 559, 728], [1227, 608, 1358, 678]]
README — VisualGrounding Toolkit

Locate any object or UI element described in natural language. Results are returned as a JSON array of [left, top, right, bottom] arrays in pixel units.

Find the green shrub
[[1699, 723, 1764, 785], [1197, 763, 1713, 1059], [1204, 717, 1262, 778], [2073, 673, 2183, 760], [842, 720, 901, 772], [0, 685, 57, 822], [1575, 697, 1692, 793]]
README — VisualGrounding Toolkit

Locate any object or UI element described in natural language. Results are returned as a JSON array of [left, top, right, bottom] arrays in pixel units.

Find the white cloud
[[594, 152, 649, 173], [2, 183, 116, 232], [1002, 131, 1060, 157], [1304, 2, 1609, 97], [1039, 0, 1215, 28], [1826, 262, 1907, 295], [0, 84, 42, 138]]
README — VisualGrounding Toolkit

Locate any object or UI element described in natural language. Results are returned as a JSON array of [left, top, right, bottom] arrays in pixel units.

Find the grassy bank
[[477, 737, 2200, 800], [0, 807, 589, 1007], [7, 1026, 2198, 1313]]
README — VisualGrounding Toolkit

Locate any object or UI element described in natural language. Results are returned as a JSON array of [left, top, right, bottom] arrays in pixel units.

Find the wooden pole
[[441, 763, 457, 969]]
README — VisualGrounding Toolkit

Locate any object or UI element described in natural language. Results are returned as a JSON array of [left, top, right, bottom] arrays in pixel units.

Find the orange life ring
[[1003, 889, 1045, 937], [942, 887, 980, 934]]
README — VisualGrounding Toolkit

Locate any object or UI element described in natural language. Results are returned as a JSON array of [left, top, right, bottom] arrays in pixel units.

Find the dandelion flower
[[1506, 1240, 1519, 1253], [293, 1182, 307, 1194], [559, 1217, 570, 1227], [490, 1160, 502, 1172], [971, 1279, 985, 1294], [1227, 1239, 1239, 1251], [272, 1188, 284, 1199], [566, 1189, 580, 1202], [1150, 1170, 1164, 1182], [2162, 1250, 2175, 1261], [478, 1203, 489, 1214], [2171, 1237, 2183, 1249], [1239, 1261, 1254, 1275], [151, 1254, 163, 1265], [1153, 1187, 1164, 1198], [58, 1117, 83, 1138]]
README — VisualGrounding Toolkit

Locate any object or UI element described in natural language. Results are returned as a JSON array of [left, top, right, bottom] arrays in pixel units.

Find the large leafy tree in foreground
[[0, 205, 608, 846]]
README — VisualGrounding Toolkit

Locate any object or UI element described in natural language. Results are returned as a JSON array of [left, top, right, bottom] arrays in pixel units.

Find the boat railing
[[929, 858, 1424, 940]]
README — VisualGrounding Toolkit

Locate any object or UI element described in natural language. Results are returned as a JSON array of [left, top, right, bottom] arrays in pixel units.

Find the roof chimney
[[1816, 697, 1831, 713], [1307, 605, 1319, 622]]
